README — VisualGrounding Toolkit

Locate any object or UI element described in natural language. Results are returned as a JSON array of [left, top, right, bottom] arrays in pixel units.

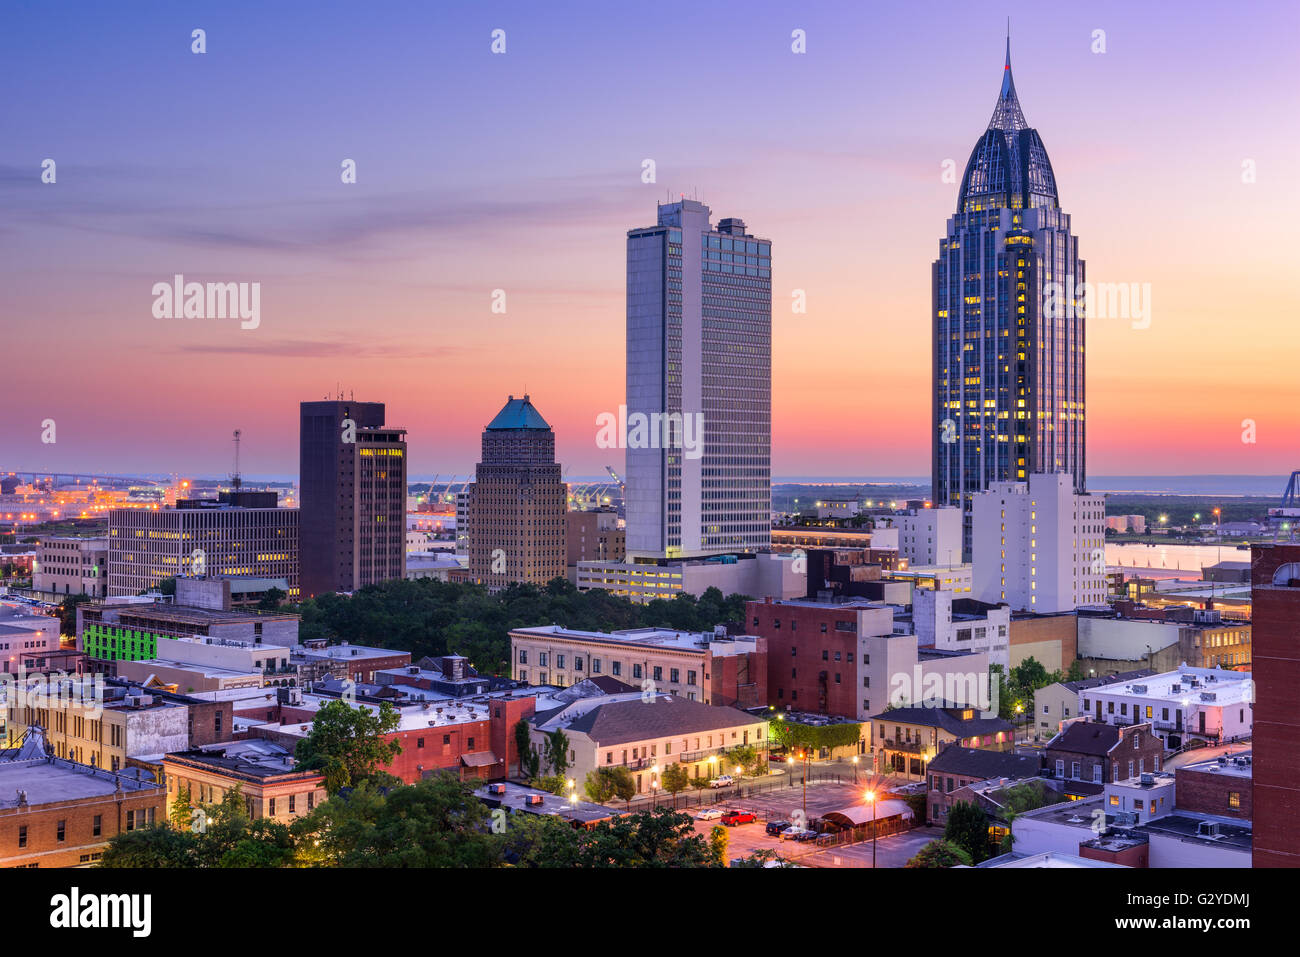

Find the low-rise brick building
[[1043, 720, 1162, 787], [0, 728, 165, 868], [1176, 751, 1252, 821]]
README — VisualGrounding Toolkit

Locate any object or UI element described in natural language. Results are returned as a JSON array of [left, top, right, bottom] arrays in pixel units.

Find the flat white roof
[[1084, 666, 1253, 705], [512, 624, 758, 653]]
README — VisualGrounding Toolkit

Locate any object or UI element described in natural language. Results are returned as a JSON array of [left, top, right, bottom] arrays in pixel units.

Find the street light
[[852, 755, 859, 783], [865, 789, 878, 868]]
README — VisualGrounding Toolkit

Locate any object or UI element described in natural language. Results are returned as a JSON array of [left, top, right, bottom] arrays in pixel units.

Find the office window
[[289, 795, 296, 814], [57, 820, 66, 842], [269, 798, 276, 816], [18, 826, 27, 848], [93, 815, 102, 837]]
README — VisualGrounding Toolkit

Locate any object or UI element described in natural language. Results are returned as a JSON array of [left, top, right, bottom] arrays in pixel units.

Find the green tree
[[57, 593, 93, 636], [298, 774, 500, 867], [169, 785, 195, 831], [528, 774, 568, 796], [543, 729, 571, 778], [905, 839, 974, 868], [660, 763, 690, 807], [257, 586, 287, 611], [731, 849, 795, 868], [943, 801, 991, 865], [500, 812, 581, 868], [571, 807, 722, 868], [513, 718, 533, 779], [98, 826, 196, 868], [604, 765, 637, 812], [709, 824, 729, 863], [584, 767, 619, 804], [294, 699, 402, 794], [726, 744, 758, 779]]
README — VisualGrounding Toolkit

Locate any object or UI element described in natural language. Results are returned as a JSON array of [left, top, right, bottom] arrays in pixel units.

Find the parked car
[[708, 775, 734, 789], [696, 808, 723, 821], [721, 809, 756, 826], [779, 826, 814, 841], [791, 829, 820, 842], [765, 819, 792, 836]]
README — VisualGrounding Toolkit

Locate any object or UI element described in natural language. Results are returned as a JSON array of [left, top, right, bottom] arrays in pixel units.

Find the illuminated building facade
[[932, 38, 1086, 557], [467, 395, 567, 589], [107, 493, 298, 598], [625, 200, 772, 560], [299, 400, 407, 596]]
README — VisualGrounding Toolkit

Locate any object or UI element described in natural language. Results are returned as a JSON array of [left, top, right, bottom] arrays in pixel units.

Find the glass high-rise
[[626, 200, 771, 560], [932, 39, 1086, 557]]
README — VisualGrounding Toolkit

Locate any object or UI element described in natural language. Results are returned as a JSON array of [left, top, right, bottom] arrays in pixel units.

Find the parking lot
[[688, 779, 936, 867]]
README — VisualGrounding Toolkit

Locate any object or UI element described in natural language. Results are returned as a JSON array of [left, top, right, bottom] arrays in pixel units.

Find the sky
[[3, 0, 1298, 481]]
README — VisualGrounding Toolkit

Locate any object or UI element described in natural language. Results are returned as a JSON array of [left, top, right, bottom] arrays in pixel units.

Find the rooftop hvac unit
[[1139, 772, 1155, 785], [1197, 821, 1221, 839], [1171, 684, 1182, 694], [1131, 685, 1148, 694], [1200, 692, 1217, 702], [488, 783, 506, 795], [526, 794, 544, 806]]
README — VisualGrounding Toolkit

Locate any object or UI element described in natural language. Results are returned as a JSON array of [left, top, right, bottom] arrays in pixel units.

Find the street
[[686, 777, 934, 868]]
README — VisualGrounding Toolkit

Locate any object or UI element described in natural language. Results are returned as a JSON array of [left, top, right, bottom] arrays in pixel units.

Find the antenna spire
[[231, 429, 242, 490]]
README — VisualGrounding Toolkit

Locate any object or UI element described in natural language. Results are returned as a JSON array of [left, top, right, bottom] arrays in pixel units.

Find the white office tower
[[971, 472, 1106, 612], [897, 507, 962, 566], [625, 200, 772, 559]]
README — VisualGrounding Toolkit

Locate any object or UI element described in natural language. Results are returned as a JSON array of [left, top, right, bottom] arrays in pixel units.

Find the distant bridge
[[1, 470, 165, 488]]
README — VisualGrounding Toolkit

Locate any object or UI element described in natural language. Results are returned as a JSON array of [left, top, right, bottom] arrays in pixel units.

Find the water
[[1106, 541, 1253, 577]]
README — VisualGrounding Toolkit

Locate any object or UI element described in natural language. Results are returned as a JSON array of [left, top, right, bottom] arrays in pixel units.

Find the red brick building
[[1251, 544, 1300, 867], [1043, 721, 1162, 786], [242, 693, 536, 785], [1176, 752, 1252, 821], [0, 730, 165, 868], [748, 598, 865, 716]]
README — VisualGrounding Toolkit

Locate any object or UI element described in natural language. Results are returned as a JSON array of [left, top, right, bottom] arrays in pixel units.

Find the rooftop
[[0, 729, 161, 808], [1181, 751, 1253, 778], [538, 695, 763, 745], [927, 746, 1040, 780], [486, 394, 551, 431], [1083, 666, 1253, 706], [163, 739, 316, 781], [511, 624, 758, 655]]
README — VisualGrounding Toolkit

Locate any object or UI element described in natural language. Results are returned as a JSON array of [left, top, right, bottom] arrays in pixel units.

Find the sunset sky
[[3, 0, 1297, 481]]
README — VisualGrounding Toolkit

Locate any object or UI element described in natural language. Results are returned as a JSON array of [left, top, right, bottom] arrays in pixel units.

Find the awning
[[460, 752, 499, 768], [821, 800, 914, 828]]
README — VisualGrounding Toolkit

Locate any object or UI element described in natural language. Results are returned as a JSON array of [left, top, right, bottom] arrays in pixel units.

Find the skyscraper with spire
[[932, 35, 1086, 558]]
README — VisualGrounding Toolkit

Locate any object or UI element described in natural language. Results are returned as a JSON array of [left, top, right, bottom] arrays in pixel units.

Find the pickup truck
[[721, 809, 756, 826]]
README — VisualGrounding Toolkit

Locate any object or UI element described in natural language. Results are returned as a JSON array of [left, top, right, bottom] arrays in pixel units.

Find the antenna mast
[[231, 429, 242, 490]]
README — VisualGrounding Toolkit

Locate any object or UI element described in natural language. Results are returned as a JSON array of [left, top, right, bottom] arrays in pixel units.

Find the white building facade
[[972, 472, 1106, 613]]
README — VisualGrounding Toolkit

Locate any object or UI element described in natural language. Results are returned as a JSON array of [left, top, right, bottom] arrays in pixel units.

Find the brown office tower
[[468, 395, 566, 590], [1251, 543, 1300, 867], [299, 400, 407, 597]]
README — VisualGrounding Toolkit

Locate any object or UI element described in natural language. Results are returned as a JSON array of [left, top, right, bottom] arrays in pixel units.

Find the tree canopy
[[288, 578, 749, 675]]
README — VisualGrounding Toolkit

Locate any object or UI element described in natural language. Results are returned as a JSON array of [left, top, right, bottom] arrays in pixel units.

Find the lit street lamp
[[865, 789, 878, 868], [852, 755, 859, 783]]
